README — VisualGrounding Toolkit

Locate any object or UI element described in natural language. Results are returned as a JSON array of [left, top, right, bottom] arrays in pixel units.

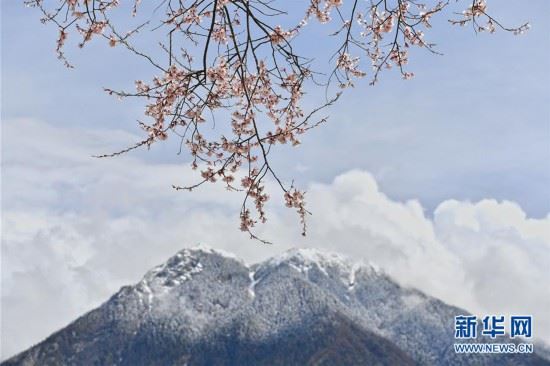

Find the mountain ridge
[[4, 246, 549, 366]]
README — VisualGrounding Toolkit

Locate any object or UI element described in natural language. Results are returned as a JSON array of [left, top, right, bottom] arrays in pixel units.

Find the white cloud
[[433, 199, 550, 323], [2, 118, 549, 359]]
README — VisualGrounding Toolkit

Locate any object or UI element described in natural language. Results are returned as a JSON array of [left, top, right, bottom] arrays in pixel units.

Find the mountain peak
[[135, 245, 244, 300], [134, 248, 204, 305], [188, 243, 242, 261], [278, 247, 355, 266], [261, 247, 378, 277], [5, 247, 549, 366]]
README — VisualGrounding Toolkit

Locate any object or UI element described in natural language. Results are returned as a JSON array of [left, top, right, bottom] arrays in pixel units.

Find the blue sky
[[3, 1, 550, 216], [2, 0, 550, 359]]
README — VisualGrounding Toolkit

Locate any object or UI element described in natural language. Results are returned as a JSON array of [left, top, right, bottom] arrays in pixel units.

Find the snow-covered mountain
[[3, 246, 549, 366]]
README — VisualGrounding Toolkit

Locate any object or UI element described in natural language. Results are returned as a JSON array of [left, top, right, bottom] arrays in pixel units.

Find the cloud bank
[[2, 118, 549, 358]]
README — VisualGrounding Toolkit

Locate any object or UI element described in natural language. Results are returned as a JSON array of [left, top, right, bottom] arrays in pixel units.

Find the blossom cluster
[[28, 0, 528, 241]]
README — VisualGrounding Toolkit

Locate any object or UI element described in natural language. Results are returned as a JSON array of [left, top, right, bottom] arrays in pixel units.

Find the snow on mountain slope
[[3, 246, 549, 366]]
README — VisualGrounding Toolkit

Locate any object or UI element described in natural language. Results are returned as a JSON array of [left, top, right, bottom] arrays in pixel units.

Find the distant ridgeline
[[4, 247, 549, 366]]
